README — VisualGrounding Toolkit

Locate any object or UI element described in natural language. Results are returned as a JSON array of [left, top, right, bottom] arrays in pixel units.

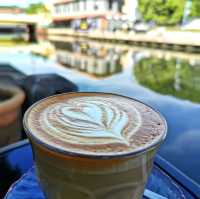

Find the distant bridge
[[0, 14, 40, 24], [0, 14, 41, 42]]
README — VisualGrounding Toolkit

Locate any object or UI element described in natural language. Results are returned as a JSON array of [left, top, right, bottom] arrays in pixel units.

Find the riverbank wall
[[48, 28, 200, 53]]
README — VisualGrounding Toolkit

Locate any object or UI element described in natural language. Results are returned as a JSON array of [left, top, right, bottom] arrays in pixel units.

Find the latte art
[[25, 93, 166, 155], [41, 98, 141, 146]]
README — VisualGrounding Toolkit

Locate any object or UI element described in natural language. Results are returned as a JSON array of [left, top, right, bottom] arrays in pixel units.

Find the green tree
[[190, 0, 200, 18], [138, 0, 186, 25], [134, 56, 200, 103], [25, 2, 49, 14]]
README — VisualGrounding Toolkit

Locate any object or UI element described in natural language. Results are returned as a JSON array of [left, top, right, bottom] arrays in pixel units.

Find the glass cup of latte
[[24, 92, 167, 199]]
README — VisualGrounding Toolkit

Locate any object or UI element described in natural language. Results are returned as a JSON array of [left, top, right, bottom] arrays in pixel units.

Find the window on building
[[77, 1, 80, 11], [68, 3, 71, 13], [62, 5, 64, 14], [59, 5, 63, 14], [63, 4, 66, 14], [108, 0, 113, 10], [59, 5, 62, 14], [79, 1, 85, 12], [118, 0, 123, 12], [112, 2, 118, 12], [84, 0, 87, 10], [73, 2, 78, 12], [86, 0, 93, 12], [55, 5, 59, 14], [57, 5, 60, 14], [108, 0, 122, 12], [72, 2, 75, 12], [56, 5, 60, 14], [94, 3, 98, 10]]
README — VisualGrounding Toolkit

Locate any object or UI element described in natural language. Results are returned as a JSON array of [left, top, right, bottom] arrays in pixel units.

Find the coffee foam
[[25, 93, 166, 156]]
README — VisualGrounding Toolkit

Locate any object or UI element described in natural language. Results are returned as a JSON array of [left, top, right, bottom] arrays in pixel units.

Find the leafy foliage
[[25, 3, 49, 14], [190, 0, 200, 18], [134, 56, 200, 103], [138, 0, 186, 25]]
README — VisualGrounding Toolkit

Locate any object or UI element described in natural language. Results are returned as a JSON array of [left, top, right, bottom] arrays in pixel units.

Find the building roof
[[53, 0, 74, 5]]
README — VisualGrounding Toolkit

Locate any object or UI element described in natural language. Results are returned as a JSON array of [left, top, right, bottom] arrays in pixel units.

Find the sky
[[0, 0, 51, 7]]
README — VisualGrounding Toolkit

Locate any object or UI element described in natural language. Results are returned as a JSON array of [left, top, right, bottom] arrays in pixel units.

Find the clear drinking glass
[[24, 92, 167, 199]]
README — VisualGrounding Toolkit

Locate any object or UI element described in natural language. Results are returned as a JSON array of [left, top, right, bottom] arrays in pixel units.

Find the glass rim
[[23, 92, 168, 160]]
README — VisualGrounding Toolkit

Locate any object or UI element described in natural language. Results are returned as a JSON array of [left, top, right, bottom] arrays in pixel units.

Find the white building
[[123, 0, 139, 22], [53, 0, 122, 18], [51, 0, 138, 30]]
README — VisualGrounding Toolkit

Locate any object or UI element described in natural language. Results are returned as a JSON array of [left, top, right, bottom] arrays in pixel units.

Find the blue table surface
[[1, 141, 198, 199], [4, 165, 187, 199]]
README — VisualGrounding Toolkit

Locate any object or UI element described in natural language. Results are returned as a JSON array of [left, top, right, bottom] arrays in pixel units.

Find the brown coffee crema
[[25, 93, 166, 156]]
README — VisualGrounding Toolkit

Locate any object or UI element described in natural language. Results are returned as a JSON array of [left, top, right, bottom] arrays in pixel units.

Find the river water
[[51, 37, 200, 185], [0, 38, 200, 185]]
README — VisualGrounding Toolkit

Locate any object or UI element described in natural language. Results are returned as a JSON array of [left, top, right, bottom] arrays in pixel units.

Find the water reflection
[[53, 41, 123, 77], [134, 56, 200, 103], [52, 39, 200, 103], [50, 39, 200, 184]]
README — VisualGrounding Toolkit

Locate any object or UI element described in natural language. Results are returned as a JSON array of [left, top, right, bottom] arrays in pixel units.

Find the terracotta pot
[[0, 84, 25, 147]]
